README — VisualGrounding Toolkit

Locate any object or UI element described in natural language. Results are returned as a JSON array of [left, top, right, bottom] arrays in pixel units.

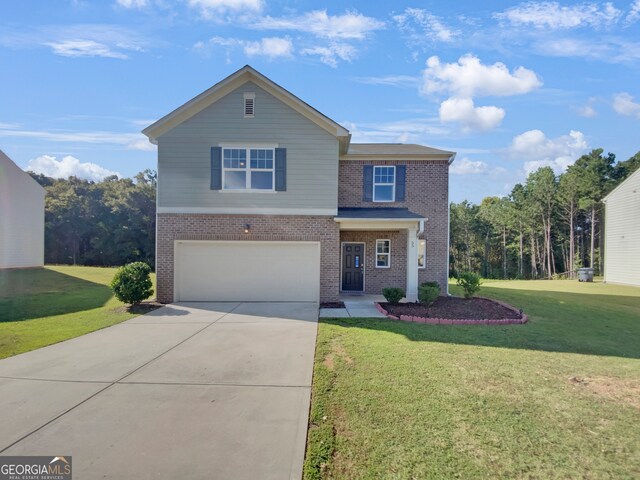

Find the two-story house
[[143, 66, 454, 304]]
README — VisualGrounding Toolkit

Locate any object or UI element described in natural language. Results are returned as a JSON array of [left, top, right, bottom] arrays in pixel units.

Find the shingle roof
[[346, 143, 455, 156], [336, 207, 424, 220]]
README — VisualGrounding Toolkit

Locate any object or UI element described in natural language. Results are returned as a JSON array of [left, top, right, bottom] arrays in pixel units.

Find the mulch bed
[[320, 302, 346, 309], [378, 296, 527, 325], [113, 301, 164, 315]]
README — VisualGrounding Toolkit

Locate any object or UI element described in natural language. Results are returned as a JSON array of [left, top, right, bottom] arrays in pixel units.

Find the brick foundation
[[156, 214, 340, 303]]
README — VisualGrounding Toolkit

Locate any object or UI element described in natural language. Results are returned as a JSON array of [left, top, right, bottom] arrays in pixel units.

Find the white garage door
[[174, 241, 320, 302]]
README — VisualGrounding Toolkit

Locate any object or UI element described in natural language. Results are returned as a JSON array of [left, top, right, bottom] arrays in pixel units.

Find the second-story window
[[373, 166, 395, 202], [222, 147, 274, 190]]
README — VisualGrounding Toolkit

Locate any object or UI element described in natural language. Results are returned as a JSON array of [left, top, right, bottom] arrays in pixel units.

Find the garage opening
[[174, 241, 320, 302]]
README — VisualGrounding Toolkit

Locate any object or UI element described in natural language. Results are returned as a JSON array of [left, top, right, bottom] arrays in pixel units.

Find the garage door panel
[[175, 242, 320, 302]]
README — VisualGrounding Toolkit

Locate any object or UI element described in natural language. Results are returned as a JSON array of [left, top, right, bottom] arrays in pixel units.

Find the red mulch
[[381, 297, 522, 320]]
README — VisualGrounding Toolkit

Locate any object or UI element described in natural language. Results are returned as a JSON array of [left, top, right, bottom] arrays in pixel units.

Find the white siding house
[[603, 167, 640, 287], [0, 150, 46, 269]]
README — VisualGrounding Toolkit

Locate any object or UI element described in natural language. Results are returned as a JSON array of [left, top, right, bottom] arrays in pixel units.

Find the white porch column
[[406, 227, 419, 302]]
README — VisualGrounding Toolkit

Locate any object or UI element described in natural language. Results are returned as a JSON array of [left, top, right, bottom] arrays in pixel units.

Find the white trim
[[158, 206, 337, 215], [334, 219, 421, 231], [373, 165, 396, 203], [406, 228, 419, 302], [375, 239, 391, 269], [173, 240, 321, 302], [340, 241, 366, 293], [418, 239, 426, 269]]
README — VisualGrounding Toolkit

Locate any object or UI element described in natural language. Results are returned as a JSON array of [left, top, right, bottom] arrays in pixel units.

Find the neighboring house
[[602, 167, 640, 287], [0, 150, 46, 269], [143, 66, 454, 303]]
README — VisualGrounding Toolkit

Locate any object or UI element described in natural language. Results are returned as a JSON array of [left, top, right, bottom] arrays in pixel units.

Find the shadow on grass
[[0, 268, 114, 322], [325, 287, 640, 359]]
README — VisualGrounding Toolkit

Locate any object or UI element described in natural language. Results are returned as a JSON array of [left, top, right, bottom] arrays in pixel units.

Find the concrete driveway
[[0, 302, 318, 479]]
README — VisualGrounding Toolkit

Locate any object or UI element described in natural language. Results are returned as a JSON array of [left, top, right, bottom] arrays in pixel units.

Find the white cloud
[[496, 1, 622, 29], [253, 10, 384, 40], [194, 35, 293, 61], [187, 0, 264, 18], [45, 40, 129, 59], [300, 43, 356, 67], [627, 0, 640, 24], [0, 124, 153, 150], [1, 24, 149, 59], [575, 98, 597, 117], [421, 54, 542, 98], [243, 37, 293, 59], [27, 155, 121, 181], [352, 75, 419, 88], [507, 129, 589, 174], [612, 92, 640, 118], [343, 119, 449, 143], [450, 157, 489, 175], [115, 0, 148, 8], [534, 36, 640, 63], [439, 97, 505, 132], [393, 8, 458, 47]]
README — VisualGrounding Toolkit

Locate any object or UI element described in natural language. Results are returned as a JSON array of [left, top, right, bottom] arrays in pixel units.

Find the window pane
[[250, 149, 274, 169], [418, 240, 426, 268], [376, 240, 389, 253], [224, 149, 246, 169], [251, 171, 273, 189], [374, 166, 394, 184], [224, 171, 246, 189], [374, 185, 394, 201], [377, 254, 389, 267]]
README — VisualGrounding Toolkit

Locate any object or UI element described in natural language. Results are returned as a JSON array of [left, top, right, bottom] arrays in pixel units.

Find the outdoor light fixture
[[244, 224, 251, 233]]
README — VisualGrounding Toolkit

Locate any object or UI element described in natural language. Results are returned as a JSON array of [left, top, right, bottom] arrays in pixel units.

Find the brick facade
[[338, 160, 450, 292], [156, 214, 340, 303]]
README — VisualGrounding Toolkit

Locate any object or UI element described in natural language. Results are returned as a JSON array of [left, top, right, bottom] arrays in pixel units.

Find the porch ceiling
[[334, 207, 425, 231]]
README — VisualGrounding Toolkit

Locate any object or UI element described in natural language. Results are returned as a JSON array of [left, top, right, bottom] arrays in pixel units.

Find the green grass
[[305, 280, 640, 479], [0, 266, 156, 359]]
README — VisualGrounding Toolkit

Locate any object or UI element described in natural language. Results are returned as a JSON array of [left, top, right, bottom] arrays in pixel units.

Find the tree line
[[450, 149, 640, 279], [30, 170, 156, 268]]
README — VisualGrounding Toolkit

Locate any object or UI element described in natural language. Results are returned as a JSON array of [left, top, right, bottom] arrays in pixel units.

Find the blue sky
[[1, 0, 639, 202]]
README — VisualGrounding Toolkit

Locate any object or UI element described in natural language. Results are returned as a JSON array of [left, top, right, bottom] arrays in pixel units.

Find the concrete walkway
[[319, 295, 388, 318], [0, 302, 319, 479]]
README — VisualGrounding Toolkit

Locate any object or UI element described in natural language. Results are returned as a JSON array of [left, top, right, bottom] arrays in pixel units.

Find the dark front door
[[342, 243, 364, 291]]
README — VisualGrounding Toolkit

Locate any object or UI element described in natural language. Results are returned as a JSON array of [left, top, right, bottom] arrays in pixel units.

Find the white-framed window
[[376, 239, 391, 268], [418, 239, 426, 269], [222, 147, 274, 190], [244, 92, 255, 117], [373, 166, 395, 202]]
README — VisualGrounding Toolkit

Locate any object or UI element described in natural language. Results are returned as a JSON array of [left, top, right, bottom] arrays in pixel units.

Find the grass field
[[0, 266, 156, 359], [305, 280, 640, 479]]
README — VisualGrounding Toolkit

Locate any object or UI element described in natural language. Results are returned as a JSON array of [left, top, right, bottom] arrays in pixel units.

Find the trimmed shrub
[[382, 287, 405, 305], [110, 262, 154, 305], [456, 271, 482, 299], [418, 282, 440, 306]]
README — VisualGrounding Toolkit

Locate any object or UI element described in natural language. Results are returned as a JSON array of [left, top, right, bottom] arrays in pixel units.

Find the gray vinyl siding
[[157, 81, 339, 213], [604, 169, 640, 286]]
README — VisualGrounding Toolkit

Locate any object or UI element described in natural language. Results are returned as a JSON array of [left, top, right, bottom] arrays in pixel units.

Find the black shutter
[[363, 165, 373, 202], [395, 165, 406, 201], [275, 148, 287, 191], [210, 146, 222, 190]]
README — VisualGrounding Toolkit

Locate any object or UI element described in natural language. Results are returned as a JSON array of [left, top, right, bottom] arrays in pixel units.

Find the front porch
[[334, 208, 425, 302]]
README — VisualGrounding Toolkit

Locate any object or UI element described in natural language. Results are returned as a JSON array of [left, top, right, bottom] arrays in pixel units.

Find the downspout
[[446, 153, 456, 296]]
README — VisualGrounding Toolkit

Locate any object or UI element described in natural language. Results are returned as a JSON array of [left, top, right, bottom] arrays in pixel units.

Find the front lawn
[[0, 265, 156, 359], [305, 280, 640, 479]]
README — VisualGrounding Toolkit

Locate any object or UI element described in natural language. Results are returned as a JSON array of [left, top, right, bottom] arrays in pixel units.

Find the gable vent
[[244, 92, 255, 117]]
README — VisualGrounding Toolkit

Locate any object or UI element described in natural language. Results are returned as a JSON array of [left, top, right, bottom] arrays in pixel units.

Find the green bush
[[418, 282, 440, 306], [382, 287, 405, 305], [110, 262, 154, 305], [456, 271, 481, 299]]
